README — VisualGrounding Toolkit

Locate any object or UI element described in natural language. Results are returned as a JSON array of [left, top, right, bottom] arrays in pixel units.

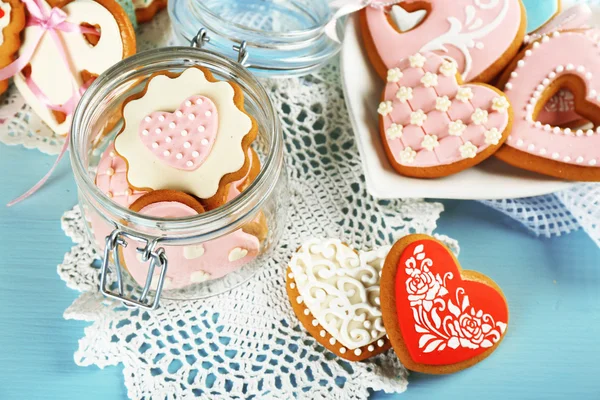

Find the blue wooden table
[[1, 142, 599, 399]]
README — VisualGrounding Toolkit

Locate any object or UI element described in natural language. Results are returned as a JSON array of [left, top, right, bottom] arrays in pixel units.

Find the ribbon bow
[[4, 0, 99, 206], [324, 0, 402, 43]]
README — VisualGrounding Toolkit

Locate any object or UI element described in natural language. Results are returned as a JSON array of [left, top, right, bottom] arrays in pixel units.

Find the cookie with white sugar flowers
[[286, 238, 392, 361], [12, 0, 136, 136], [378, 52, 512, 178], [114, 66, 258, 210], [0, 0, 25, 95], [380, 234, 509, 374]]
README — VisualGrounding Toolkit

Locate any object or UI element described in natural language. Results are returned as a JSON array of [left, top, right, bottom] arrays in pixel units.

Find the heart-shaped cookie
[[13, 0, 136, 136], [0, 0, 25, 95], [361, 0, 526, 82], [381, 234, 508, 374], [286, 239, 392, 361], [378, 52, 512, 178], [138, 95, 218, 171], [496, 29, 600, 181]]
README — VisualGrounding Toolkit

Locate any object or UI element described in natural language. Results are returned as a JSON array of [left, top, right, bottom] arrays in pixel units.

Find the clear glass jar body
[[70, 47, 289, 303]]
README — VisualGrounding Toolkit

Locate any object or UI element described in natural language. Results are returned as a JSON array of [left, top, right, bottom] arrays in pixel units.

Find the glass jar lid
[[168, 0, 343, 77]]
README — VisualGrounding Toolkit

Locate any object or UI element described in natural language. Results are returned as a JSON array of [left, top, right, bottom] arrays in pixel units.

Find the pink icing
[[502, 30, 600, 168], [527, 5, 593, 128], [381, 53, 510, 167], [95, 143, 146, 207], [108, 199, 261, 290], [364, 0, 523, 82], [138, 95, 218, 171]]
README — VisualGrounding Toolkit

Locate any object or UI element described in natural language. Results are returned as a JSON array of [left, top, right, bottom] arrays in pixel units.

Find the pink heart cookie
[[138, 95, 218, 171], [496, 30, 600, 181], [378, 52, 512, 178], [362, 0, 525, 83]]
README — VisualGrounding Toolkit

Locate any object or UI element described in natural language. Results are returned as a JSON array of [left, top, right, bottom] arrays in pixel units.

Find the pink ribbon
[[5, 0, 99, 207], [324, 0, 402, 43]]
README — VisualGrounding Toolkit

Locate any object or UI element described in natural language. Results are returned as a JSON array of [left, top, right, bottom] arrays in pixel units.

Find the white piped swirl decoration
[[289, 239, 390, 350]]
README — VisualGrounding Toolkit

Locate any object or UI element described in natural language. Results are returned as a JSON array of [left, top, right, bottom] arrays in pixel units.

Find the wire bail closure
[[191, 27, 250, 66], [100, 229, 168, 310]]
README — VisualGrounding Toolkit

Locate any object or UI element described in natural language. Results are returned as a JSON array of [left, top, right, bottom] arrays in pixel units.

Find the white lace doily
[[56, 15, 459, 396]]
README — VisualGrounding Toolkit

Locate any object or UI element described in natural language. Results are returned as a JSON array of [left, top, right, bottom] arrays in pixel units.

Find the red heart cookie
[[381, 234, 508, 374]]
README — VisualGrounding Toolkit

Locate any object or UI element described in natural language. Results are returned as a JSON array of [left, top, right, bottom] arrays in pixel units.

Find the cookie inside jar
[[73, 50, 287, 302]]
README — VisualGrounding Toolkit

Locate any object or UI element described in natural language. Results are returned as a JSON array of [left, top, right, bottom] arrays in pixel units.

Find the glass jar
[[168, 0, 343, 77], [70, 46, 288, 309]]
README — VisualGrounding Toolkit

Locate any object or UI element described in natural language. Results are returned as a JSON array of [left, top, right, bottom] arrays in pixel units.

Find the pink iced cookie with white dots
[[114, 67, 258, 210], [95, 143, 147, 207], [361, 0, 526, 83], [496, 29, 600, 181], [378, 52, 512, 178]]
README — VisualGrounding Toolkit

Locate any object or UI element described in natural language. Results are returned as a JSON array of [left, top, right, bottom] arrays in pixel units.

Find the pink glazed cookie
[[361, 0, 526, 83], [378, 52, 512, 178], [119, 190, 261, 290], [496, 29, 600, 181]]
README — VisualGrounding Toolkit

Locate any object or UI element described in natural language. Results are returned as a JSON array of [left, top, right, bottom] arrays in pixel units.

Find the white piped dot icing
[[386, 123, 403, 139], [399, 147, 417, 164], [410, 109, 427, 126], [387, 67, 403, 83], [229, 247, 248, 262], [377, 101, 394, 116], [409, 53, 427, 68], [459, 141, 478, 159], [421, 134, 439, 151], [396, 86, 413, 103]]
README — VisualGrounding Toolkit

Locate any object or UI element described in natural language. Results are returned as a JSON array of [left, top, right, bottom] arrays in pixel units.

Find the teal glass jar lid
[[168, 0, 343, 77]]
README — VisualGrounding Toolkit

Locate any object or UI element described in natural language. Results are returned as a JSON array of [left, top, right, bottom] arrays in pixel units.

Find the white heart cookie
[[13, 0, 135, 135], [286, 238, 391, 361]]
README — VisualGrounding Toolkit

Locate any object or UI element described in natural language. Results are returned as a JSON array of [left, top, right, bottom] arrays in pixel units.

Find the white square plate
[[340, 16, 576, 200]]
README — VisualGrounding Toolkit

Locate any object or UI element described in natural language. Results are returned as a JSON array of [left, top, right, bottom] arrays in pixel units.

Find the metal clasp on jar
[[100, 229, 168, 310], [191, 27, 249, 65]]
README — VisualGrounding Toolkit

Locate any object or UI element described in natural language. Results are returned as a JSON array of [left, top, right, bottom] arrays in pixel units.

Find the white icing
[[410, 109, 427, 126], [377, 100, 393, 116], [228, 247, 248, 262], [399, 147, 417, 164], [14, 0, 125, 135], [459, 141, 478, 159], [421, 134, 439, 151], [448, 120, 467, 136], [0, 2, 11, 46], [456, 87, 474, 103], [492, 96, 510, 113], [115, 68, 253, 199], [420, 72, 438, 88], [190, 270, 211, 283], [471, 108, 488, 125], [435, 96, 452, 112], [385, 123, 403, 139], [183, 244, 205, 259], [396, 86, 413, 103], [484, 128, 502, 145], [390, 5, 427, 32], [439, 60, 458, 77], [420, 0, 511, 80], [387, 67, 403, 83], [288, 239, 390, 350], [409, 53, 427, 68]]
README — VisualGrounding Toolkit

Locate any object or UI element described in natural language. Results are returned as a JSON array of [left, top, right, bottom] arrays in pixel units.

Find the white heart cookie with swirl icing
[[286, 238, 392, 361]]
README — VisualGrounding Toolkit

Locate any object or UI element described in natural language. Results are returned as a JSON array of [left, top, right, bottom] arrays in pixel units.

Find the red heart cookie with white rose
[[11, 0, 136, 136], [361, 0, 526, 83], [286, 238, 392, 361], [0, 0, 25, 95], [378, 52, 512, 178], [496, 29, 600, 181], [380, 234, 508, 374], [115, 66, 258, 210]]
